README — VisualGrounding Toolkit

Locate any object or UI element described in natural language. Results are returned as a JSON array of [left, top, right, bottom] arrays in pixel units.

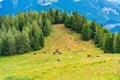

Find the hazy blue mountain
[[0, 0, 120, 32]]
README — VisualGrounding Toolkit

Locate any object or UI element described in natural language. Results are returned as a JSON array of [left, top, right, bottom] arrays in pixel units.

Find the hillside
[[0, 24, 120, 80]]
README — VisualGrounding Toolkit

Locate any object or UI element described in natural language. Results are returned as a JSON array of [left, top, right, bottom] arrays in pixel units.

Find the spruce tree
[[2, 29, 16, 55], [94, 27, 99, 45], [14, 31, 21, 53], [54, 9, 62, 24], [81, 15, 87, 27], [17, 12, 25, 31], [114, 33, 120, 53], [21, 31, 31, 53], [62, 10, 68, 23], [0, 15, 2, 28], [81, 24, 90, 41], [65, 16, 70, 28], [49, 8, 55, 23], [31, 22, 41, 50], [39, 29, 44, 48], [0, 38, 2, 55], [42, 19, 52, 36], [98, 29, 105, 49], [90, 20, 96, 39], [103, 34, 114, 53]]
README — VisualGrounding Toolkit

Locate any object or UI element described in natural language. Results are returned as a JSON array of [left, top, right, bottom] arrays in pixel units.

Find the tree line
[[64, 11, 120, 53], [0, 11, 52, 55], [0, 8, 120, 56]]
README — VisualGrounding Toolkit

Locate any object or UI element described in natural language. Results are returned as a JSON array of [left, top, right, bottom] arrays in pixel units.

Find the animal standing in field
[[53, 52, 56, 55], [34, 53, 36, 55], [87, 55, 94, 58], [57, 58, 61, 62], [53, 49, 62, 55], [96, 55, 99, 57], [43, 52, 46, 54]]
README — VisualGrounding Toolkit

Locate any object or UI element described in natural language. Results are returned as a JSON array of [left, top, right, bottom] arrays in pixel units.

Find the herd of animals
[[33, 44, 100, 62]]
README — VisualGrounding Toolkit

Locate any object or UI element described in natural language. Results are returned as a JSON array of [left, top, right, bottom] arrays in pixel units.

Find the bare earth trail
[[0, 24, 120, 80]]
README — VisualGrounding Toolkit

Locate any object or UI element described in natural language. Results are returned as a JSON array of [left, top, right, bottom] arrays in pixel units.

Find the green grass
[[0, 24, 120, 80]]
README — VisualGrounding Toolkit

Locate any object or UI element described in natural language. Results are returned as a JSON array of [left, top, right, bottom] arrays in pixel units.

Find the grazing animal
[[45, 60, 48, 62], [43, 52, 46, 54], [57, 58, 61, 62], [87, 55, 94, 58], [56, 49, 59, 52], [34, 53, 36, 55], [96, 56, 99, 57], [53, 52, 56, 55], [53, 49, 62, 55], [56, 49, 62, 54], [87, 55, 92, 57]]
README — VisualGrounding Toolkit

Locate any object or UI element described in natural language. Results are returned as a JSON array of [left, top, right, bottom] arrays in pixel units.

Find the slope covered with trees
[[64, 11, 120, 54], [0, 8, 120, 56], [0, 11, 52, 55]]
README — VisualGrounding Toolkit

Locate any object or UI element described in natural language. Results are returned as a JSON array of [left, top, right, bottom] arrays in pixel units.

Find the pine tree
[[15, 31, 31, 54], [31, 22, 41, 50], [21, 31, 31, 53], [90, 20, 96, 39], [65, 16, 70, 28], [17, 12, 25, 31], [37, 18, 43, 29], [81, 15, 87, 27], [2, 29, 16, 55], [81, 24, 90, 41], [103, 34, 114, 53], [114, 32, 120, 53], [48, 8, 55, 23], [98, 29, 105, 49], [14, 31, 21, 53], [54, 9, 63, 24], [42, 19, 52, 36], [39, 29, 44, 48], [71, 12, 83, 33], [0, 38, 2, 55], [0, 15, 2, 28], [62, 10, 68, 23]]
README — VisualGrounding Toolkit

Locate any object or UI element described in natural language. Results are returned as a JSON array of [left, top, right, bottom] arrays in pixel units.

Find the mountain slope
[[0, 24, 120, 80]]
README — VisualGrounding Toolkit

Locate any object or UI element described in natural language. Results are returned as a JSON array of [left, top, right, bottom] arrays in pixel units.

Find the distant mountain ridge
[[0, 0, 120, 32]]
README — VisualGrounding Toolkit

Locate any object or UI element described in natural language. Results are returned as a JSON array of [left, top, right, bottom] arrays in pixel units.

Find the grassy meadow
[[0, 24, 120, 80]]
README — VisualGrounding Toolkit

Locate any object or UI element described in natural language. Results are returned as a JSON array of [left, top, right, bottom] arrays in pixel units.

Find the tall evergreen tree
[[98, 28, 106, 49], [114, 33, 120, 53], [21, 31, 31, 53], [0, 15, 2, 28], [50, 8, 55, 23], [0, 38, 2, 55], [81, 15, 87, 27], [2, 29, 16, 55], [103, 34, 114, 53], [17, 12, 25, 31], [81, 24, 90, 41], [15, 31, 31, 54], [54, 9, 62, 24], [31, 22, 41, 50], [39, 29, 44, 48], [42, 19, 52, 36], [71, 12, 83, 33], [62, 10, 68, 23], [90, 20, 96, 39]]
